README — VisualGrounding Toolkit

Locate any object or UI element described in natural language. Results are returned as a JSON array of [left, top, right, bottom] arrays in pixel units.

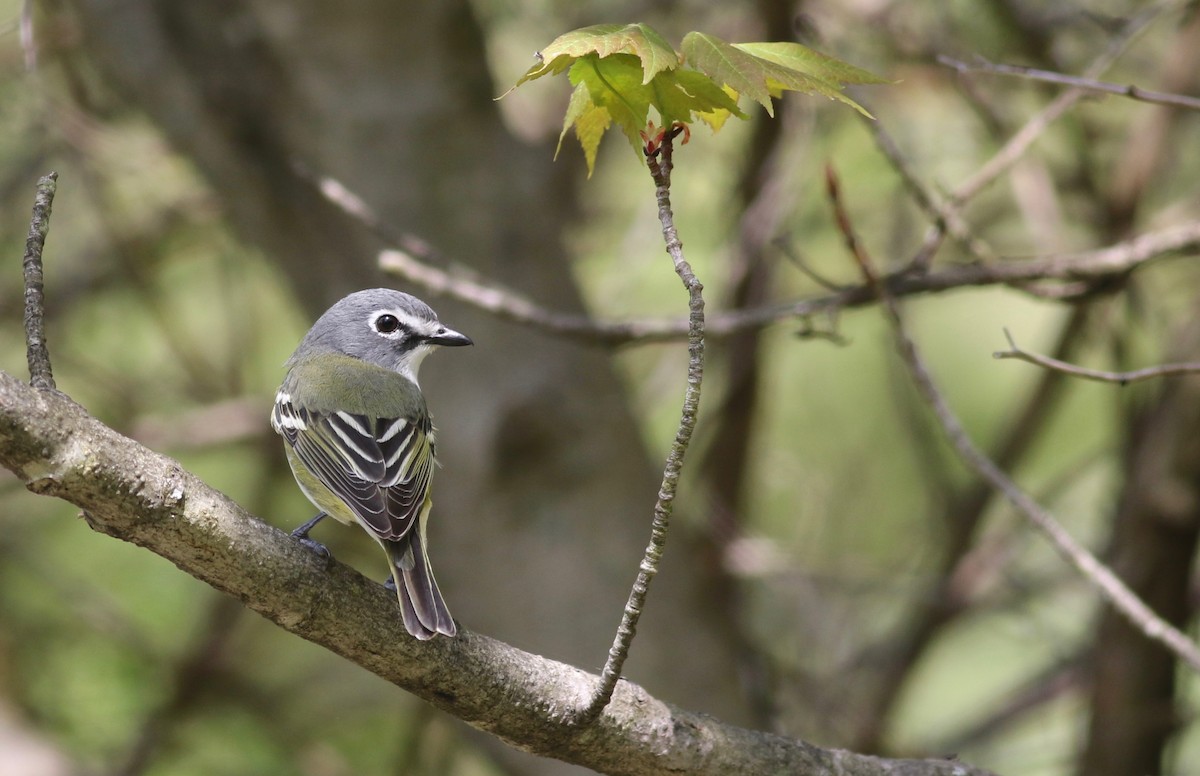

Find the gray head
[[291, 289, 472, 383]]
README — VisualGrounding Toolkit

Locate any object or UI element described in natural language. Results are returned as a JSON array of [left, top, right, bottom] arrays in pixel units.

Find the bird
[[271, 288, 472, 639]]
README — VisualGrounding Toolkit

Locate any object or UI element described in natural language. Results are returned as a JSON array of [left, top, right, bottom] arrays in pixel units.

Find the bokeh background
[[2, 1, 1199, 774]]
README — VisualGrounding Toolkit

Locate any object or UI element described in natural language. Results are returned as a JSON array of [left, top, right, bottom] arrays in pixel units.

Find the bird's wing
[[274, 396, 433, 541]]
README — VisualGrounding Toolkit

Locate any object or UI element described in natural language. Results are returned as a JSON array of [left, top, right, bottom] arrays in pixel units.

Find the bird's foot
[[291, 513, 331, 561], [294, 534, 331, 560]]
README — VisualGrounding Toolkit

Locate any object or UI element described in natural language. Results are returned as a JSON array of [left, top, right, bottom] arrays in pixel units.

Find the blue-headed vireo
[[271, 289, 472, 640]]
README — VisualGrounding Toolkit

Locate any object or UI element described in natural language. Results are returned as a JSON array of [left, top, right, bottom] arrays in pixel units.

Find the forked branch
[[826, 164, 1200, 674]]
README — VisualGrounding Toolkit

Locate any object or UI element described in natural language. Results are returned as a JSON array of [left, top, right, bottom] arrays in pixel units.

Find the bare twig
[[949, 3, 1167, 205], [859, 115, 998, 264], [773, 237, 849, 292], [19, 0, 37, 71], [849, 304, 1099, 751], [585, 129, 705, 720], [301, 166, 627, 341], [826, 164, 1200, 674], [23, 172, 58, 391], [378, 249, 616, 340], [995, 327, 1200, 384], [306, 167, 1199, 346], [382, 220, 1199, 343], [938, 55, 1200, 112]]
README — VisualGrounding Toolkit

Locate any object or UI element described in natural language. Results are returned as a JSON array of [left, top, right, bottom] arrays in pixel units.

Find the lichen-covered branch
[[0, 370, 996, 776], [23, 172, 58, 391]]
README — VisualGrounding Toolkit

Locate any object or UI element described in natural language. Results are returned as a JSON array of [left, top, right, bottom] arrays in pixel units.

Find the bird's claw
[[293, 532, 332, 561], [291, 512, 332, 563]]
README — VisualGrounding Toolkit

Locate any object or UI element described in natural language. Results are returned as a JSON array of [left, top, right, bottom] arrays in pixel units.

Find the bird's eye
[[374, 314, 401, 334]]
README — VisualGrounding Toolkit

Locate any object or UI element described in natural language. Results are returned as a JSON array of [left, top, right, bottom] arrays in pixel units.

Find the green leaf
[[691, 83, 742, 132], [681, 32, 776, 114], [557, 82, 611, 177], [650, 69, 744, 127], [515, 23, 679, 88], [505, 24, 888, 173], [733, 42, 889, 87], [683, 32, 885, 118], [556, 53, 752, 174], [569, 54, 653, 149]]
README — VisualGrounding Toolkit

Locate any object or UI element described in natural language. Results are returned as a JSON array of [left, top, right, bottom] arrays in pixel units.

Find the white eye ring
[[373, 313, 401, 334]]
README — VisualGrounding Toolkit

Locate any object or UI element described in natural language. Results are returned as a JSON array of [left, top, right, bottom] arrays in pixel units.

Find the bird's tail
[[386, 525, 456, 640]]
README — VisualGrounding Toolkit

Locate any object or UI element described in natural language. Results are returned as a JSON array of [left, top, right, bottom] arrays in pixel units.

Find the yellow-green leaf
[[733, 42, 888, 87], [681, 32, 776, 114], [516, 22, 679, 88], [683, 32, 885, 118], [569, 54, 653, 150], [692, 84, 742, 132], [505, 23, 888, 172], [557, 82, 612, 176]]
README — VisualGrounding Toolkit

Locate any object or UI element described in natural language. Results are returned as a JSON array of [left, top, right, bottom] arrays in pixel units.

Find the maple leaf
[[515, 23, 679, 88], [503, 23, 886, 174], [555, 53, 746, 175], [682, 33, 888, 118]]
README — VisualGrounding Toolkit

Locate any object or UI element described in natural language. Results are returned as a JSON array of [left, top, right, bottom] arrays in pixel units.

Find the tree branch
[[376, 219, 1200, 345], [947, 2, 1166, 205], [587, 130, 705, 720], [938, 55, 1200, 112], [293, 168, 1200, 347], [0, 370, 997, 776], [994, 327, 1200, 384], [826, 164, 1200, 675], [23, 172, 57, 391]]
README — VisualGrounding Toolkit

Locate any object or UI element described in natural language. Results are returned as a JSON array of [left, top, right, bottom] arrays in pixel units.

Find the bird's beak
[[428, 326, 473, 347]]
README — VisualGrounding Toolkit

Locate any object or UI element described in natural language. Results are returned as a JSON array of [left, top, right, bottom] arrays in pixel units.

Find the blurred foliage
[[1, 0, 1199, 775]]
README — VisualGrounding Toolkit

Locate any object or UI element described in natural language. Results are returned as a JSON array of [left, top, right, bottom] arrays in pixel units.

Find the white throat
[[397, 344, 432, 385]]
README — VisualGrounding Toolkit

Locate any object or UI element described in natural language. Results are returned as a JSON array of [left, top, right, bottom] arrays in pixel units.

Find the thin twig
[[949, 2, 1167, 205], [848, 304, 1098, 751], [584, 129, 705, 720], [825, 163, 1200, 674], [995, 327, 1200, 384], [772, 237, 850, 292], [859, 114, 998, 264], [938, 55, 1200, 112], [378, 249, 616, 339], [300, 164, 623, 341], [19, 0, 37, 71], [389, 217, 1199, 342], [306, 167, 1198, 346], [23, 172, 58, 391]]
